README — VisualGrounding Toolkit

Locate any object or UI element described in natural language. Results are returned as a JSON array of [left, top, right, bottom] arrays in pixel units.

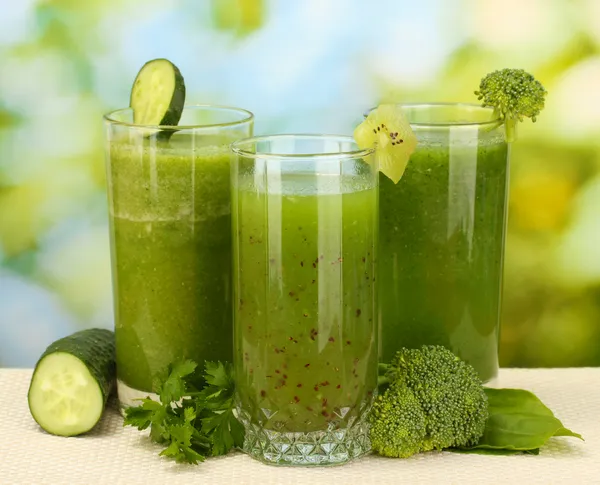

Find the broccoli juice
[[379, 138, 509, 383], [233, 177, 378, 433], [107, 135, 234, 394]]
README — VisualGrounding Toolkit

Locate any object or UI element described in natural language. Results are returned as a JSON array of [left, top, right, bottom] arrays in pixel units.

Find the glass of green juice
[[231, 135, 379, 466], [103, 105, 254, 407], [375, 103, 508, 383]]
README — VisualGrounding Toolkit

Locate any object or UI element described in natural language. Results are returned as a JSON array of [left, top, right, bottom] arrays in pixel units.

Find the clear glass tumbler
[[376, 103, 509, 383], [103, 105, 253, 407], [231, 135, 379, 466]]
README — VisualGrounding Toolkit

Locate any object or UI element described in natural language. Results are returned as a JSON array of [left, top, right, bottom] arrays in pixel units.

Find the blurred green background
[[1, 0, 599, 367]]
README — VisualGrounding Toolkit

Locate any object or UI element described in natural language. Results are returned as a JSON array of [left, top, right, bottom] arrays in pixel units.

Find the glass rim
[[364, 102, 503, 128], [103, 104, 254, 130], [231, 134, 375, 161]]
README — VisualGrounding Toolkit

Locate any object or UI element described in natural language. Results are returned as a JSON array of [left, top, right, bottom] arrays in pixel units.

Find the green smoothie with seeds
[[233, 174, 378, 434]]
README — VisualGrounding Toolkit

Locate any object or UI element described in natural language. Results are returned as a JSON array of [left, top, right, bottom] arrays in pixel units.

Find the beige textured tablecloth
[[1, 368, 598, 484]]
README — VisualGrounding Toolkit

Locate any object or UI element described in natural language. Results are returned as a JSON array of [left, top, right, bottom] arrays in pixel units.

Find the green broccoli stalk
[[475, 68, 547, 142], [370, 345, 488, 458]]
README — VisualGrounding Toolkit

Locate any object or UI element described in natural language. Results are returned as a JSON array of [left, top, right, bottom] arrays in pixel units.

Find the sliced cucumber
[[129, 58, 186, 126], [28, 328, 116, 437]]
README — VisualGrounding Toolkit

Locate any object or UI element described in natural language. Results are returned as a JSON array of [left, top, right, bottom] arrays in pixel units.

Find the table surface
[[2, 368, 598, 484]]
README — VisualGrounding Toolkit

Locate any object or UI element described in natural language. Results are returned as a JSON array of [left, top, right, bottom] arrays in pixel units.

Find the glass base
[[116, 379, 160, 415], [483, 373, 500, 388], [239, 414, 371, 466]]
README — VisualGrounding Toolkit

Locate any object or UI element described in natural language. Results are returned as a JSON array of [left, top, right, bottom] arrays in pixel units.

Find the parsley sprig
[[123, 360, 244, 464]]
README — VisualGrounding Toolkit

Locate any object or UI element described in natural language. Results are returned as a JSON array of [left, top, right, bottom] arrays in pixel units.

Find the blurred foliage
[[0, 107, 22, 130], [0, 0, 598, 367], [211, 0, 265, 37]]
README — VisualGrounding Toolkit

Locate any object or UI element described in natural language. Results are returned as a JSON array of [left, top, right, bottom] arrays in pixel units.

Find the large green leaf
[[456, 388, 582, 455]]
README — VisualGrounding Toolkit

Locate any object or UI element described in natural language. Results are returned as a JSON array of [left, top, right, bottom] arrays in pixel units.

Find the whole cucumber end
[[28, 352, 104, 437]]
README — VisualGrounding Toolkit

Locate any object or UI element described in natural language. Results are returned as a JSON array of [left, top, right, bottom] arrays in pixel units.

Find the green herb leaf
[[123, 359, 244, 465], [123, 401, 155, 430], [159, 360, 197, 404], [202, 400, 245, 456], [199, 361, 244, 456], [457, 388, 582, 454], [204, 361, 232, 388]]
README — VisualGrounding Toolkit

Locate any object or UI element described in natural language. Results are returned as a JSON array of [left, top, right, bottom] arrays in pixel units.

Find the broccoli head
[[369, 382, 426, 458], [474, 68, 546, 142], [371, 345, 488, 458]]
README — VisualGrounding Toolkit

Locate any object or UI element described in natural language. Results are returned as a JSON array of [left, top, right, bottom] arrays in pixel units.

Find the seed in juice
[[353, 103, 417, 183]]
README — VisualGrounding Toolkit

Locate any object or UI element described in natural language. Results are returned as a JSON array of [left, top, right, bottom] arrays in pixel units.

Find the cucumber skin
[[129, 58, 186, 127], [163, 63, 185, 126], [29, 328, 116, 407]]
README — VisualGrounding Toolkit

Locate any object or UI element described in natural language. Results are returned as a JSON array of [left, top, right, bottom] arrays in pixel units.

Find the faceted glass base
[[238, 411, 371, 466]]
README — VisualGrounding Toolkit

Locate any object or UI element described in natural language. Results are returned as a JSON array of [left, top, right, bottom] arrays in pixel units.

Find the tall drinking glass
[[104, 105, 254, 407], [231, 135, 379, 466], [376, 103, 509, 383]]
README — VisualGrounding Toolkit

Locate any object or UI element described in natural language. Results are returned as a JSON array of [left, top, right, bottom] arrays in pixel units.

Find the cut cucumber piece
[[129, 58, 186, 126], [28, 328, 116, 437]]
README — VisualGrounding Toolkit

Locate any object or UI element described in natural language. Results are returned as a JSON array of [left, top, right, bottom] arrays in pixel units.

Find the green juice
[[379, 140, 509, 382], [233, 177, 378, 433], [107, 136, 234, 393]]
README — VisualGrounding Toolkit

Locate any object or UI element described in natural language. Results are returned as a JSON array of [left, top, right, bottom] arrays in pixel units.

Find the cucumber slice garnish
[[129, 58, 186, 126]]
